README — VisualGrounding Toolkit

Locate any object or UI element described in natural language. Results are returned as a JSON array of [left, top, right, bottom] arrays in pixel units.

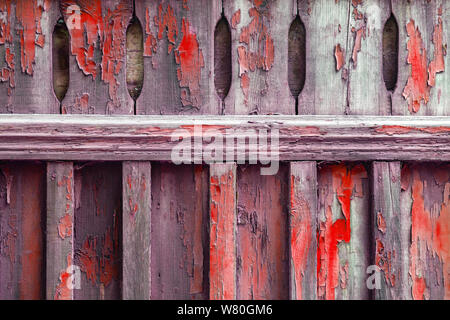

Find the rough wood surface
[[0, 0, 60, 114], [223, 0, 296, 115], [289, 162, 317, 300], [151, 163, 209, 299], [317, 163, 370, 300], [0, 114, 447, 161], [47, 162, 75, 300], [73, 162, 122, 300], [210, 163, 236, 300], [60, 0, 133, 114], [392, 0, 449, 116], [400, 162, 449, 300], [372, 161, 410, 300], [135, 0, 222, 115], [0, 162, 45, 299], [122, 161, 151, 300]]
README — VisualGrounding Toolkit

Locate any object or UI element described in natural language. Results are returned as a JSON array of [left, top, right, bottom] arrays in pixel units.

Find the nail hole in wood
[[383, 14, 398, 92], [52, 18, 70, 103]]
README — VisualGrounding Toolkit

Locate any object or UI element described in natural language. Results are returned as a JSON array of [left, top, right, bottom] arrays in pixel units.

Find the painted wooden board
[[46, 162, 75, 300], [73, 162, 122, 300], [392, 0, 450, 116], [60, 0, 133, 114], [0, 161, 45, 299], [151, 163, 209, 300], [289, 161, 317, 300], [317, 163, 370, 300], [0, 0, 60, 114], [122, 161, 151, 300], [135, 0, 222, 115], [372, 161, 410, 300], [400, 162, 449, 300], [297, 0, 350, 115], [236, 164, 289, 299], [210, 163, 236, 300], [223, 0, 296, 115]]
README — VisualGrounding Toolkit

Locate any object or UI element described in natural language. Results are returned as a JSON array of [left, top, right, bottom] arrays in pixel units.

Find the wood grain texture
[[151, 163, 209, 300], [47, 162, 75, 300], [135, 0, 222, 115], [372, 161, 410, 300], [210, 163, 236, 300], [122, 161, 151, 300], [223, 0, 296, 115], [317, 163, 370, 300], [60, 0, 133, 115], [0, 162, 45, 299], [0, 115, 447, 161], [400, 162, 449, 300], [392, 0, 449, 116], [73, 162, 122, 300], [289, 162, 317, 300], [0, 0, 60, 114]]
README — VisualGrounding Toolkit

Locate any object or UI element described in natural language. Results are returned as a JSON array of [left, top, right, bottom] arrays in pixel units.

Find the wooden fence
[[0, 0, 448, 300]]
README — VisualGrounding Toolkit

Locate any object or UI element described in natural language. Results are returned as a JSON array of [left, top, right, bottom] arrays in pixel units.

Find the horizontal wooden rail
[[0, 114, 448, 161]]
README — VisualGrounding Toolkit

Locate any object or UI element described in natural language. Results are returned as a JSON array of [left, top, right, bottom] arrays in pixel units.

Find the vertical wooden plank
[[0, 0, 60, 114], [372, 161, 410, 300], [73, 162, 122, 300], [297, 0, 351, 115], [346, 0, 391, 115], [0, 162, 45, 299], [210, 163, 236, 300], [223, 0, 296, 115], [235, 164, 289, 300], [289, 161, 317, 300], [400, 163, 449, 300], [392, 0, 449, 116], [317, 163, 370, 300], [122, 161, 151, 300], [135, 0, 222, 114], [46, 162, 75, 300], [151, 163, 209, 300], [60, 0, 133, 114]]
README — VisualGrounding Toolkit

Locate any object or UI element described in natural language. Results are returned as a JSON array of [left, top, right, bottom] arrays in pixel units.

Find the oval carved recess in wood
[[288, 14, 306, 105], [214, 15, 232, 106], [126, 16, 144, 102], [52, 18, 70, 103], [382, 14, 398, 92]]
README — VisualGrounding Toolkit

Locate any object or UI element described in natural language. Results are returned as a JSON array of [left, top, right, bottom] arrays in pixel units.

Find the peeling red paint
[[231, 9, 241, 29], [317, 164, 367, 300], [427, 17, 445, 87], [58, 214, 73, 239], [351, 27, 365, 68], [0, 0, 14, 90], [334, 44, 345, 71], [377, 212, 386, 234], [290, 175, 312, 300], [375, 125, 450, 135], [376, 239, 396, 287], [143, 7, 157, 59], [54, 254, 72, 300]]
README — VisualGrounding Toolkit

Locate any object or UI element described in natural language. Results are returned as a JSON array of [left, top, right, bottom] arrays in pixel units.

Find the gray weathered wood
[[289, 161, 317, 300], [47, 162, 75, 300], [0, 114, 447, 161], [122, 161, 151, 300], [371, 161, 410, 300]]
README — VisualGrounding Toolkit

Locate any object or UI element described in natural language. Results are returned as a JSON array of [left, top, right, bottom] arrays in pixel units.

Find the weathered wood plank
[[0, 0, 60, 114], [400, 162, 449, 300], [289, 161, 317, 300], [371, 161, 410, 300], [0, 162, 45, 299], [210, 163, 236, 300], [46, 162, 75, 300], [223, 0, 296, 115], [392, 0, 449, 116], [151, 163, 209, 299], [122, 161, 151, 300], [60, 0, 133, 114], [73, 162, 122, 300], [317, 163, 370, 300], [0, 115, 447, 161], [135, 0, 222, 115]]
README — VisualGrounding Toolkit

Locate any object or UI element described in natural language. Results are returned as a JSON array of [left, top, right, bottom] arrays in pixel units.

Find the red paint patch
[[231, 9, 241, 29], [54, 254, 72, 300], [377, 212, 386, 234], [428, 17, 445, 87], [351, 27, 365, 68], [334, 44, 345, 71], [58, 214, 73, 239]]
